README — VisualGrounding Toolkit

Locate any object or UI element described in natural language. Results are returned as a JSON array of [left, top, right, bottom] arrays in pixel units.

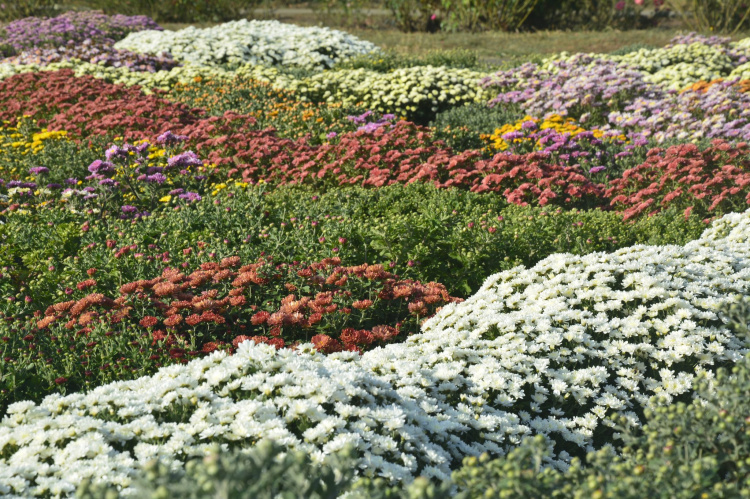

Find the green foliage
[[76, 440, 360, 499], [336, 48, 481, 71], [0, 183, 708, 310], [438, 0, 539, 32], [609, 43, 659, 56], [668, 0, 750, 34], [431, 102, 526, 136], [383, 0, 539, 32], [382, 0, 436, 32], [526, 0, 666, 31], [0, 0, 58, 22], [82, 0, 259, 22]]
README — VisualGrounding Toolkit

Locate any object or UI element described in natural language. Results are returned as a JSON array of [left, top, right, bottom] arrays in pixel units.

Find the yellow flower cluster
[[0, 117, 69, 182], [487, 115, 605, 151], [0, 117, 68, 166]]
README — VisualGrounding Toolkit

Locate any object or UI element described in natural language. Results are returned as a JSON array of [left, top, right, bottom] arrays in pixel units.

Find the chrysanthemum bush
[[65, 296, 750, 498], [0, 11, 161, 54], [281, 65, 492, 123], [606, 140, 750, 220], [113, 20, 378, 70], [0, 252, 458, 411], [1, 209, 749, 496], [70, 298, 750, 499]]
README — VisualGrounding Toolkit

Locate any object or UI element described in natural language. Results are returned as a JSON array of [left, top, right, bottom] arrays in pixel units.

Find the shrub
[[383, 0, 538, 32], [667, 0, 750, 34], [82, 0, 260, 23], [525, 0, 667, 31], [0, 11, 161, 53], [431, 103, 525, 136], [77, 440, 361, 499], [336, 49, 480, 71], [0, 0, 58, 23], [114, 20, 378, 70]]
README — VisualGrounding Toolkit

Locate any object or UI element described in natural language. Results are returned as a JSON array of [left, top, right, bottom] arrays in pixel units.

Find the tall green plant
[[439, 0, 539, 31], [383, 0, 436, 31], [0, 0, 58, 22], [668, 0, 750, 33], [83, 0, 260, 22], [526, 0, 666, 31]]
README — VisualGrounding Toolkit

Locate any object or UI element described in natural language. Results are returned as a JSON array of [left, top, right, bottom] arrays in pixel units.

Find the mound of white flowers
[[114, 20, 378, 70], [2, 211, 750, 497]]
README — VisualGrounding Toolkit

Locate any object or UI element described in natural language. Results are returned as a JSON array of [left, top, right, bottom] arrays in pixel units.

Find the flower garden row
[[0, 11, 749, 498]]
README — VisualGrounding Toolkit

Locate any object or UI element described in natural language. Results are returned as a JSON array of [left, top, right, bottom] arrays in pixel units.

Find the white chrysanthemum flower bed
[[114, 19, 378, 70], [2, 211, 750, 497]]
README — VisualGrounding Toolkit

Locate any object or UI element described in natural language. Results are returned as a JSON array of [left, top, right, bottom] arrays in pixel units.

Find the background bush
[[0, 0, 59, 23], [82, 0, 261, 23], [525, 0, 668, 31], [668, 0, 750, 34]]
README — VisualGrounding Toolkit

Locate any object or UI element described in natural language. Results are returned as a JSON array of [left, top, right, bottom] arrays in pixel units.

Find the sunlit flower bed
[[1, 209, 749, 496], [2, 13, 750, 498]]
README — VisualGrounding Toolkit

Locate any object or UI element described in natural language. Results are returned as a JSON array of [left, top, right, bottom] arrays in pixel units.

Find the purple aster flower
[[121, 205, 138, 213], [326, 132, 338, 139], [65, 178, 78, 185], [589, 166, 606, 174], [99, 178, 116, 186], [29, 166, 49, 175], [145, 173, 166, 184], [501, 131, 525, 141], [47, 183, 62, 189], [88, 160, 115, 174], [169, 188, 184, 195], [104, 145, 121, 161], [156, 130, 188, 145], [167, 151, 202, 169], [179, 192, 201, 202]]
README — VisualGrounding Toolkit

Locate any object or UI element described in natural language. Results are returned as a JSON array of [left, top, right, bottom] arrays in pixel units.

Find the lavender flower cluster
[[3, 39, 178, 73], [482, 54, 658, 125], [0, 11, 161, 53], [482, 41, 750, 144], [0, 12, 175, 72]]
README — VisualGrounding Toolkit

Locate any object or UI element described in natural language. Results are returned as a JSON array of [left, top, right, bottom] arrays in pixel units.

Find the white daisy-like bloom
[[114, 20, 378, 70], [1, 211, 750, 496]]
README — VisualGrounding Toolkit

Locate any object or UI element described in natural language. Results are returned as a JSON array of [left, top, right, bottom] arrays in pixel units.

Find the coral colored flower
[[311, 334, 342, 353], [139, 316, 159, 328]]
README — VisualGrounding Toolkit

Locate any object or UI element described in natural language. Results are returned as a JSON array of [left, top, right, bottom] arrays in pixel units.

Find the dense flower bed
[[3, 18, 750, 497], [1, 210, 748, 496]]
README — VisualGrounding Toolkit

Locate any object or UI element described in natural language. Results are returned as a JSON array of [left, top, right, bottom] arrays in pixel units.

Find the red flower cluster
[[606, 140, 750, 220], [232, 121, 604, 208], [37, 255, 460, 355], [0, 72, 603, 209]]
